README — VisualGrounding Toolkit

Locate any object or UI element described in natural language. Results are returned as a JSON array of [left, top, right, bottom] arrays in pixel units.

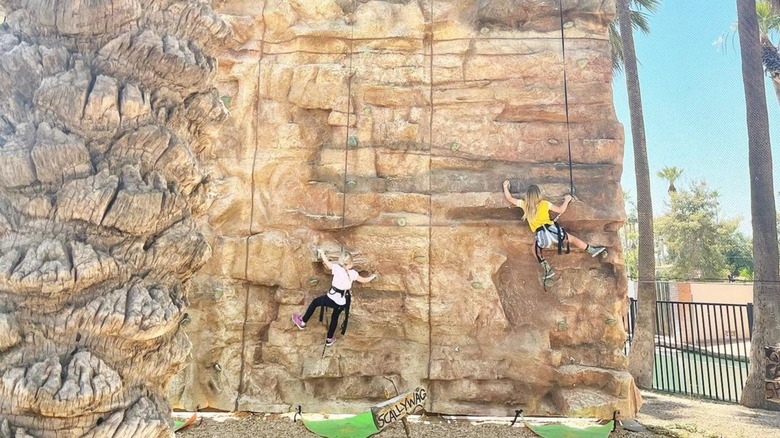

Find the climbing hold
[[397, 217, 407, 227], [563, 21, 574, 29], [220, 95, 232, 107], [471, 281, 483, 290], [214, 363, 222, 372], [577, 58, 589, 68], [450, 142, 460, 151], [347, 136, 359, 148], [547, 138, 559, 145], [605, 317, 617, 325], [414, 255, 426, 263], [180, 313, 191, 326], [480, 27, 490, 35], [556, 319, 569, 331], [309, 277, 319, 287], [346, 179, 357, 189], [214, 289, 224, 300]]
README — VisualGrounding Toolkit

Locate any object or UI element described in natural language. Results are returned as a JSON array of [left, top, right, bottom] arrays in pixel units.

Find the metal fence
[[625, 296, 753, 403]]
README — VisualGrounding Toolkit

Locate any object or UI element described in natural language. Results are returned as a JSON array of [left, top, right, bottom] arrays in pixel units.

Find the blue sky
[[613, 1, 780, 235]]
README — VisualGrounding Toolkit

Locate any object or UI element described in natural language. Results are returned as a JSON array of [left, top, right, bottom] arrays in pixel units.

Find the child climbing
[[292, 249, 377, 346], [502, 181, 606, 282]]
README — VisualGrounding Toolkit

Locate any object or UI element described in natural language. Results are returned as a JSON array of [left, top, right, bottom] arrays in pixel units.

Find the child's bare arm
[[318, 249, 334, 270], [549, 195, 572, 215], [355, 273, 377, 283], [502, 180, 521, 207]]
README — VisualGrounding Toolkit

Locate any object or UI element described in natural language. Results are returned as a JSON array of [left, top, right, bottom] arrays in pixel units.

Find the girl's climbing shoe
[[325, 337, 335, 347], [292, 313, 306, 330], [540, 260, 555, 279], [587, 245, 607, 258]]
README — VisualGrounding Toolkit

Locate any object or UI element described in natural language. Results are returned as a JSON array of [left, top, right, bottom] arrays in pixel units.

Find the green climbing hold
[[347, 136, 359, 148], [471, 281, 483, 290], [563, 21, 575, 29], [450, 142, 460, 151], [346, 180, 357, 189], [556, 319, 569, 331], [220, 95, 232, 107], [309, 277, 319, 287], [214, 289, 224, 300], [397, 217, 407, 227]]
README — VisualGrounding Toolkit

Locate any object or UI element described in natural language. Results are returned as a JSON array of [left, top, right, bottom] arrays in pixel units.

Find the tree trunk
[[618, 0, 657, 389], [737, 0, 780, 410], [0, 1, 232, 435]]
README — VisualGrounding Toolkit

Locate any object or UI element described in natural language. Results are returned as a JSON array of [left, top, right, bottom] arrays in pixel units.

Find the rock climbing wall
[[168, 0, 641, 418]]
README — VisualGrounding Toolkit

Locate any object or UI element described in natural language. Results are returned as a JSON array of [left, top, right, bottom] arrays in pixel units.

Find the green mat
[[302, 411, 380, 438], [526, 420, 614, 438]]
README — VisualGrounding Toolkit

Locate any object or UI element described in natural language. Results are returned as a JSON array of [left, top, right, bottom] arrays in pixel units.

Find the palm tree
[[657, 166, 683, 193], [722, 1, 780, 105], [736, 0, 780, 410], [0, 1, 231, 435], [618, 0, 657, 389], [610, 0, 661, 72], [755, 1, 780, 104]]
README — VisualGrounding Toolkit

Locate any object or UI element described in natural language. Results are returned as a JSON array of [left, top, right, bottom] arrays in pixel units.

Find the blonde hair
[[338, 252, 353, 267], [522, 185, 542, 223]]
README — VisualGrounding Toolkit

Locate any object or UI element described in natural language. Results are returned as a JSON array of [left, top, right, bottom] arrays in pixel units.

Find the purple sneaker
[[325, 337, 335, 347], [292, 314, 306, 330]]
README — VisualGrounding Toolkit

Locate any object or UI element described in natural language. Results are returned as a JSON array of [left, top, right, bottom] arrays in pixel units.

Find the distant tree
[[657, 166, 683, 194], [723, 229, 754, 278], [654, 181, 747, 280], [621, 192, 639, 278]]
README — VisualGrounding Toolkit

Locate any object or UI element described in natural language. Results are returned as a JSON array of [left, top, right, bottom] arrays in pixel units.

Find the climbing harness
[[317, 287, 352, 336], [533, 223, 570, 265]]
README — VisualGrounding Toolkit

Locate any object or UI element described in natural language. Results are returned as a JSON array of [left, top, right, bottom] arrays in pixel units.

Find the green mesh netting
[[526, 420, 614, 438], [302, 411, 380, 438]]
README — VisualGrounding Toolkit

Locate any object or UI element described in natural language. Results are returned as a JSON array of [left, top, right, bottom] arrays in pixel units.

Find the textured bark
[[736, 0, 780, 411], [0, 0, 232, 436], [618, 0, 656, 389]]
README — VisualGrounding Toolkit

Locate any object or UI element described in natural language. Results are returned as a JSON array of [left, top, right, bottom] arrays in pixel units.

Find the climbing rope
[[339, 0, 358, 249], [425, 0, 434, 398], [557, 0, 576, 197]]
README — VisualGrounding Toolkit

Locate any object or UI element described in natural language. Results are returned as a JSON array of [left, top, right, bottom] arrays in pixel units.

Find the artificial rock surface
[[168, 0, 640, 420]]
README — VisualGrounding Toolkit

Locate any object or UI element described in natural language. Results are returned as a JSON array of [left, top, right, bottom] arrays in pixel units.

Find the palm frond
[[631, 9, 652, 34], [631, 0, 660, 14], [610, 22, 625, 73], [610, 0, 661, 73]]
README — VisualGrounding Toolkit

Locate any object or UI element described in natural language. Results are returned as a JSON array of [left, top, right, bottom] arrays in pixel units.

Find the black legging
[[302, 295, 346, 338]]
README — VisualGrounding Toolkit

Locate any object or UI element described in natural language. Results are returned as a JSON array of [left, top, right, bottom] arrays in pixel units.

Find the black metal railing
[[625, 296, 753, 403]]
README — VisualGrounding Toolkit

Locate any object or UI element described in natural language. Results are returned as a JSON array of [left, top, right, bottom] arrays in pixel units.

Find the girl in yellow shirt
[[502, 181, 606, 280]]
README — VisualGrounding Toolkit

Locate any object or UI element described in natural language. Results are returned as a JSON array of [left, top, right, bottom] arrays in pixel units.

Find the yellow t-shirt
[[518, 199, 553, 231]]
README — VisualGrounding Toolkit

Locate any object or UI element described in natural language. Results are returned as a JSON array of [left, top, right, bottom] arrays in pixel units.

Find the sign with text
[[370, 386, 427, 430]]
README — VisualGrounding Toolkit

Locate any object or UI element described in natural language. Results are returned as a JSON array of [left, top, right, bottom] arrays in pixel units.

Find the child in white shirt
[[292, 249, 376, 346]]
